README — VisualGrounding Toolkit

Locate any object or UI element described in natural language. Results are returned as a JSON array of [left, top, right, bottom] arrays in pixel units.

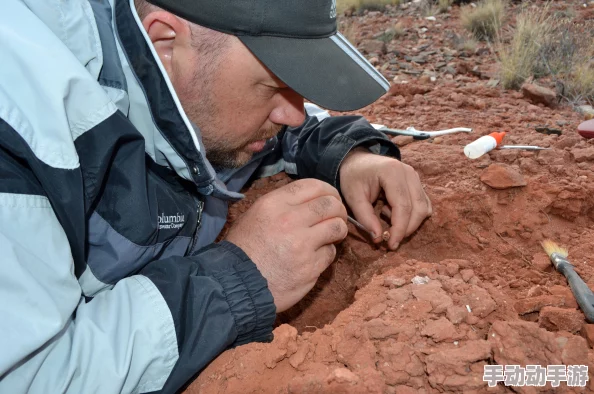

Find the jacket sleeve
[[0, 190, 275, 394], [257, 103, 401, 191]]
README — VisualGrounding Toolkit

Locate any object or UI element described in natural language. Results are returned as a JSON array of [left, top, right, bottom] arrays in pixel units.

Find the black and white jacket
[[0, 0, 400, 393]]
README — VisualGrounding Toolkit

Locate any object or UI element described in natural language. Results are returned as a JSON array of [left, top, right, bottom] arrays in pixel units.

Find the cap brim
[[239, 33, 390, 112]]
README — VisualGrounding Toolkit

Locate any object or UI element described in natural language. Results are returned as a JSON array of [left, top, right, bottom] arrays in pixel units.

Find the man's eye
[[264, 84, 288, 91]]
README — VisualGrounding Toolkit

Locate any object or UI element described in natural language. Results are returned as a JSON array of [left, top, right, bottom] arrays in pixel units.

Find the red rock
[[326, 368, 359, 385], [387, 287, 411, 303], [514, 295, 565, 314], [560, 336, 589, 366], [539, 306, 584, 333], [421, 317, 457, 342], [288, 375, 324, 394], [289, 343, 311, 369], [365, 318, 402, 339], [379, 343, 424, 386], [521, 83, 557, 107], [489, 321, 561, 367], [387, 83, 432, 97], [425, 340, 492, 391], [394, 386, 417, 394], [358, 39, 386, 55], [460, 269, 475, 282], [480, 164, 527, 190], [274, 324, 298, 351], [364, 303, 387, 321], [532, 253, 552, 271], [447, 305, 469, 324], [418, 159, 446, 176], [549, 285, 579, 309], [411, 281, 453, 313], [402, 299, 434, 319], [572, 147, 594, 162], [527, 285, 546, 297], [445, 262, 460, 276], [384, 276, 407, 288], [462, 285, 497, 318], [582, 324, 594, 348], [388, 95, 407, 108]]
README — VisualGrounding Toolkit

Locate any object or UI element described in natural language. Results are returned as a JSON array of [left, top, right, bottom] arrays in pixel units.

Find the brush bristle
[[541, 239, 568, 258]]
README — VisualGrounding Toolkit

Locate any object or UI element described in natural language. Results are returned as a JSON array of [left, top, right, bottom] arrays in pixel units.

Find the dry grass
[[537, 17, 594, 105], [438, 0, 454, 14], [563, 62, 594, 105], [458, 36, 479, 53], [338, 18, 360, 44], [460, 0, 505, 41], [337, 0, 401, 14], [496, 4, 594, 104], [497, 6, 552, 89], [377, 23, 406, 42]]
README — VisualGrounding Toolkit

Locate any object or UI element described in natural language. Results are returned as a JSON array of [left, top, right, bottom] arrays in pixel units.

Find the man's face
[[174, 36, 306, 168]]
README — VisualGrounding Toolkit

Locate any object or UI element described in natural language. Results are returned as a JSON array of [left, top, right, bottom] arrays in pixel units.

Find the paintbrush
[[541, 239, 594, 323]]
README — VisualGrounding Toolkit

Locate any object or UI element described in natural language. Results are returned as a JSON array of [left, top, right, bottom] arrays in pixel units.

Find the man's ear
[[141, 11, 191, 77]]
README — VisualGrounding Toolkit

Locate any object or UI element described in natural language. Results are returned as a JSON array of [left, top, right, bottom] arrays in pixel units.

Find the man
[[0, 0, 431, 393]]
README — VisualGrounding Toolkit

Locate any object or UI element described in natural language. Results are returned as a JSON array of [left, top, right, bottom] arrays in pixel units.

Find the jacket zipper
[[187, 198, 204, 254]]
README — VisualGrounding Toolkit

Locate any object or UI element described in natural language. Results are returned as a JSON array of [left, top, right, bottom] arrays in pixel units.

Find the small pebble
[[411, 275, 430, 285]]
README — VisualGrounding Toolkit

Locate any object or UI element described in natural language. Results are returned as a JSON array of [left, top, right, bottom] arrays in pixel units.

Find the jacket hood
[[14, 0, 242, 200], [113, 0, 242, 200]]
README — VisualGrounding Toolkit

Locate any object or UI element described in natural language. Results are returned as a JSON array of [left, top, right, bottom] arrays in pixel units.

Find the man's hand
[[225, 179, 348, 313], [339, 148, 432, 250]]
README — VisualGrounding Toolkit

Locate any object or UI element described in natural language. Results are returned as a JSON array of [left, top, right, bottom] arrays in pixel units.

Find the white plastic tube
[[464, 132, 506, 159]]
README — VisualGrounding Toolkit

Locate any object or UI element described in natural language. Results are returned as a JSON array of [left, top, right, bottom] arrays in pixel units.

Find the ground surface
[[186, 3, 594, 393]]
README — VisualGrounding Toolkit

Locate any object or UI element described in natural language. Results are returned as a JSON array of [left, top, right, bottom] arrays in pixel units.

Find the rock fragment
[[514, 295, 565, 315], [521, 83, 557, 107], [480, 164, 527, 189], [539, 306, 584, 333], [421, 317, 457, 342]]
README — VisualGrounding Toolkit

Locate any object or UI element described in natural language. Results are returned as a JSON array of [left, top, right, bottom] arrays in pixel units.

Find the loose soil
[[186, 3, 594, 393]]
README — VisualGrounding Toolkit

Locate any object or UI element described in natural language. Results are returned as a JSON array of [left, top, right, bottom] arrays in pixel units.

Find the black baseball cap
[[145, 0, 390, 111]]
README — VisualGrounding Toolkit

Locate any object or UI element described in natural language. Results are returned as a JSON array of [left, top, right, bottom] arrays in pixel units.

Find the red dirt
[[187, 3, 594, 393]]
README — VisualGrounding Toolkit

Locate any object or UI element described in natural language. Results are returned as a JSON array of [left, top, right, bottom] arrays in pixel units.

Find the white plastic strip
[[304, 103, 331, 121], [330, 32, 390, 91]]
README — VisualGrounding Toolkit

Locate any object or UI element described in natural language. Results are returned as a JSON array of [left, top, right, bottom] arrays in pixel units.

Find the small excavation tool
[[499, 145, 550, 151], [347, 215, 390, 242], [541, 239, 594, 323], [347, 215, 374, 237]]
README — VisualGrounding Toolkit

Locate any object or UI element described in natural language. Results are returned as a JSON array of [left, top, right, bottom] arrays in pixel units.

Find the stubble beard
[[204, 123, 283, 169], [188, 78, 283, 169], [181, 57, 283, 169]]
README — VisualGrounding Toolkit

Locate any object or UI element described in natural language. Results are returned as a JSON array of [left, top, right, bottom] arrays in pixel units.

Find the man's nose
[[269, 89, 306, 128]]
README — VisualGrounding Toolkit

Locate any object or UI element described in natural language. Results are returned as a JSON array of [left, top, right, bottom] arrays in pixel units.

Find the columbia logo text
[[158, 213, 185, 230]]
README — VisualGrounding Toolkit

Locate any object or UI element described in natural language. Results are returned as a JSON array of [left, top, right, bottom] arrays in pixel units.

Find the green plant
[[460, 0, 505, 41]]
